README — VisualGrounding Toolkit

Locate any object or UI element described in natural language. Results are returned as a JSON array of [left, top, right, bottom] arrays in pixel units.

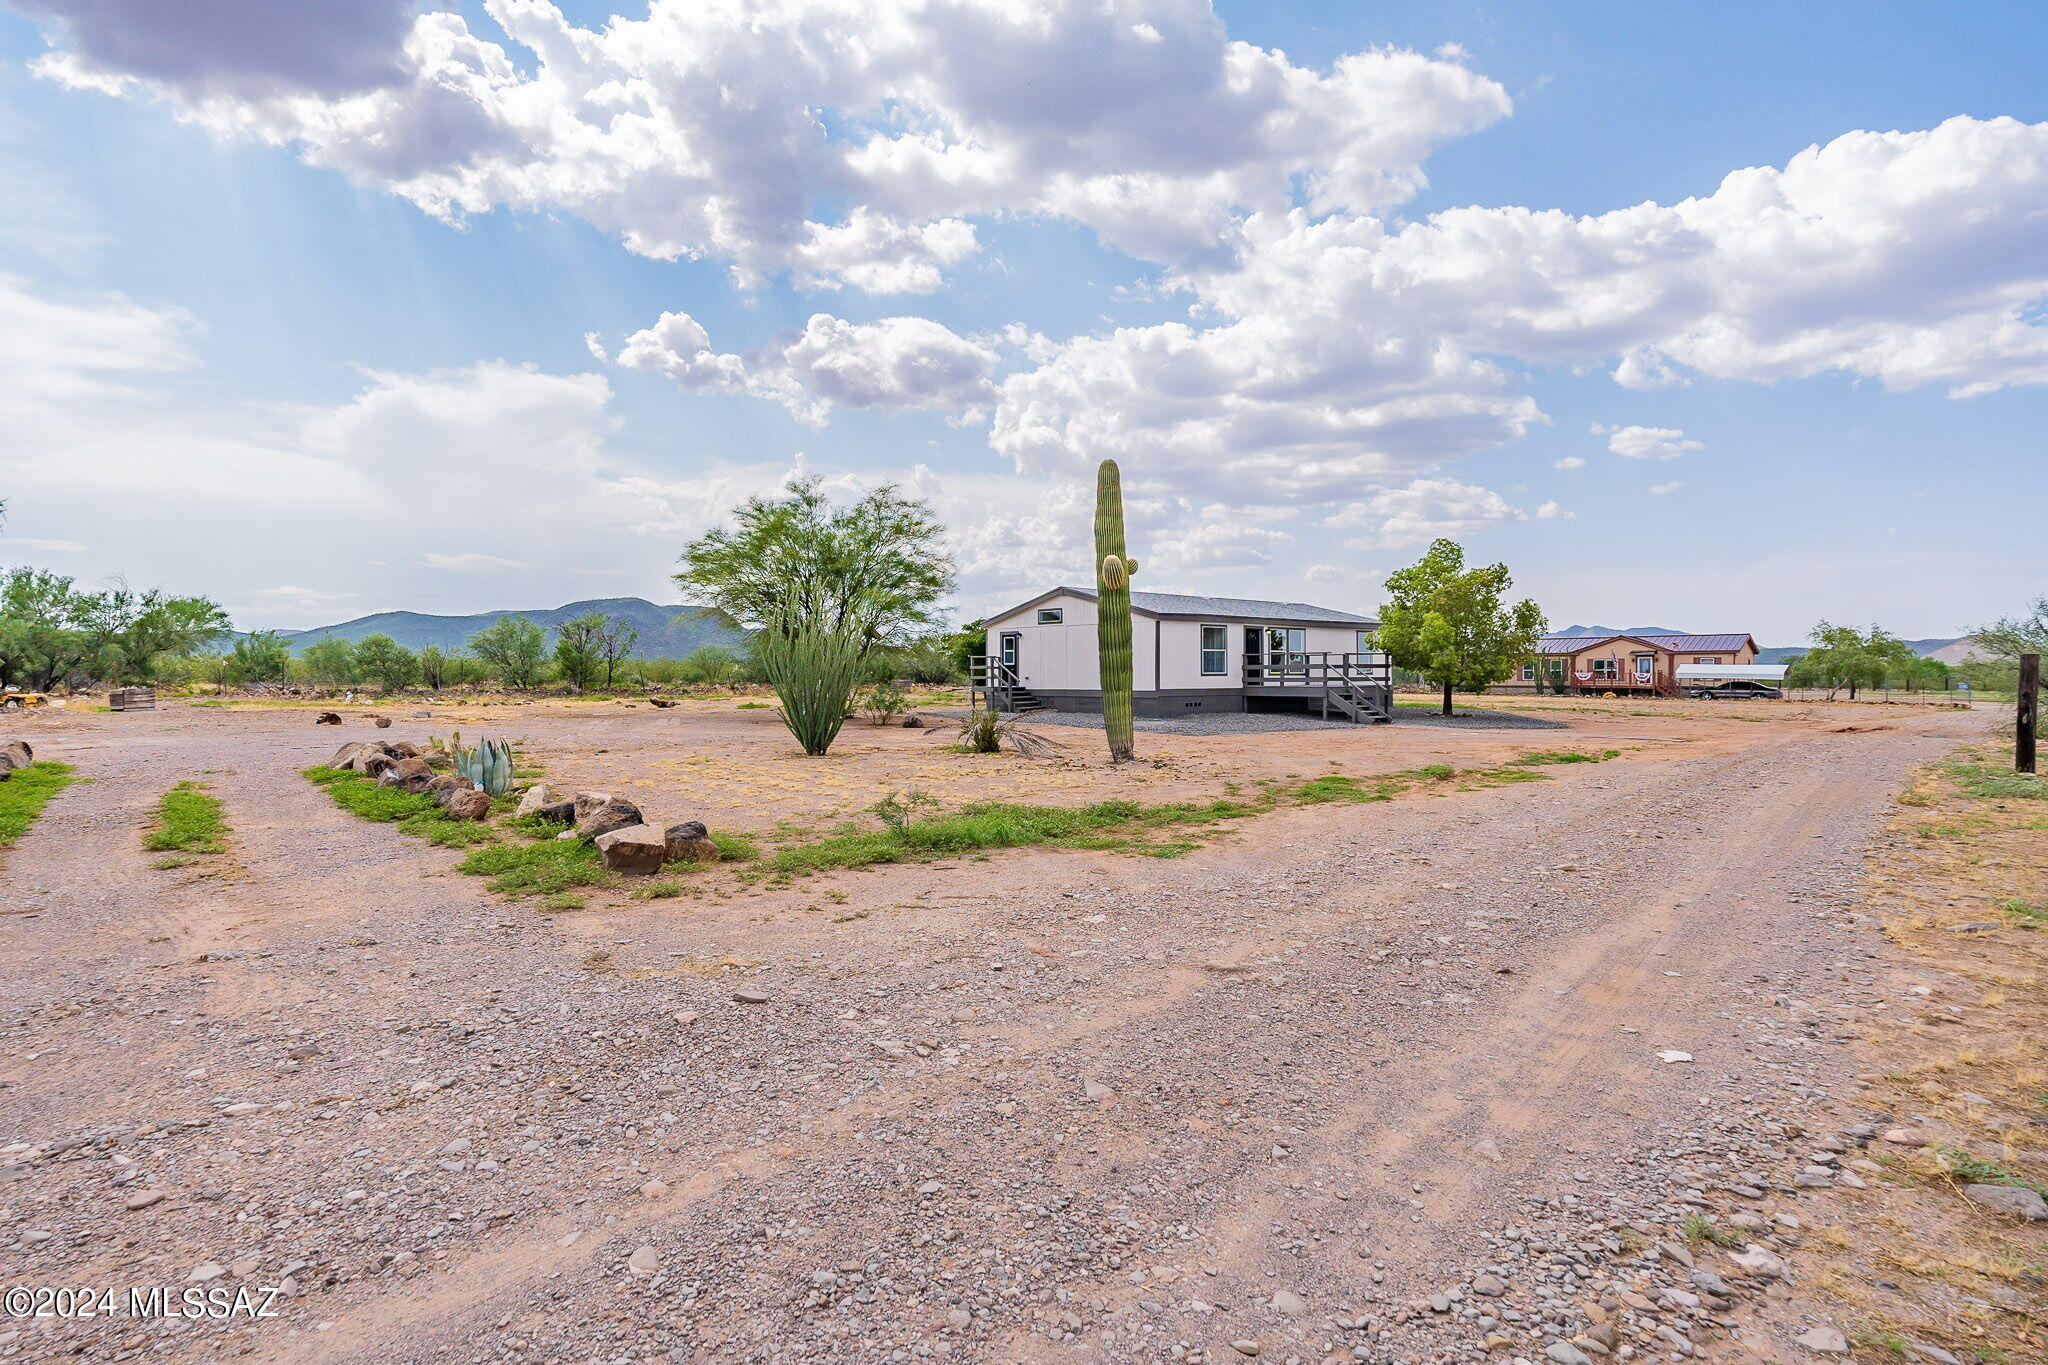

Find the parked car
[[1687, 679, 1783, 700]]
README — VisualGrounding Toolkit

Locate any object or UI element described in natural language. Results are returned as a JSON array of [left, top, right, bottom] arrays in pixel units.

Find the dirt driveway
[[0, 697, 1992, 1362]]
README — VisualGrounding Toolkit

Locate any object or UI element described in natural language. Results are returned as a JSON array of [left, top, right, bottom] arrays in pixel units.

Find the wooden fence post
[[2019, 653, 2040, 775]]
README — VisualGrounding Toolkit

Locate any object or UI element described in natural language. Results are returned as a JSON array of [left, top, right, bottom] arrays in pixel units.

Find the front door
[[999, 632, 1021, 681]]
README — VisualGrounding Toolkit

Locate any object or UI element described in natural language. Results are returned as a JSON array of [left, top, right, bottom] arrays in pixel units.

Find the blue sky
[[0, 1, 2042, 643]]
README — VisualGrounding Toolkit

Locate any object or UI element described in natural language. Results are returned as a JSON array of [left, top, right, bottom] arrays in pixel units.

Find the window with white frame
[[1591, 658, 1619, 679], [1200, 625, 1228, 675], [1519, 664, 1535, 680], [1355, 630, 1373, 654], [1037, 607, 1064, 624]]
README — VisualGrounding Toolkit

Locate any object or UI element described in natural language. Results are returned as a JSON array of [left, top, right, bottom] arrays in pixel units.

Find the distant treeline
[[150, 612, 976, 694]]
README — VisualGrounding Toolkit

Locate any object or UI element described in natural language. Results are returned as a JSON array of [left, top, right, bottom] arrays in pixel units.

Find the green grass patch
[[0, 761, 76, 850], [761, 796, 1262, 876], [630, 878, 687, 900], [710, 829, 759, 861], [736, 701, 771, 710], [1934, 1145, 2048, 1199], [143, 780, 228, 854], [1996, 897, 2048, 927], [1508, 748, 1621, 766], [304, 765, 500, 847], [1937, 755, 2048, 801], [1294, 773, 1405, 804], [458, 839, 614, 897], [151, 854, 196, 870]]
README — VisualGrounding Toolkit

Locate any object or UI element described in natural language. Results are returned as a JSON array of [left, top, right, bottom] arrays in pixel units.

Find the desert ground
[[0, 692, 2032, 1364]]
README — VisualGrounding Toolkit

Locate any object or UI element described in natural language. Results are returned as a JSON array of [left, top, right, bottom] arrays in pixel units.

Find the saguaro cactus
[[1094, 459, 1138, 762]]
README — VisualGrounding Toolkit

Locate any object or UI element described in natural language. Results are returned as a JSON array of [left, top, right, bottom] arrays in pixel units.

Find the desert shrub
[[860, 680, 909, 725], [678, 645, 745, 688], [930, 710, 1065, 758], [754, 623, 866, 755]]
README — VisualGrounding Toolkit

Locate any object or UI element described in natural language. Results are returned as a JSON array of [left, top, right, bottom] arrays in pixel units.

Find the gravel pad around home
[[980, 705, 1566, 735]]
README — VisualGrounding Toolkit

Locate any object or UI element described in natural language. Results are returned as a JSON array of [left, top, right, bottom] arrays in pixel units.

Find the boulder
[[648, 697, 676, 708], [389, 742, 420, 758], [664, 820, 720, 865], [595, 824, 668, 874], [576, 800, 644, 841], [391, 757, 435, 793], [376, 766, 405, 787], [901, 715, 925, 729], [1962, 1183, 2048, 1220], [0, 740, 34, 778], [327, 742, 364, 769], [445, 787, 491, 821], [314, 711, 342, 726], [534, 800, 577, 825], [356, 751, 400, 779], [373, 717, 393, 729], [571, 791, 615, 822], [514, 783, 555, 819], [426, 774, 467, 805], [423, 749, 452, 770]]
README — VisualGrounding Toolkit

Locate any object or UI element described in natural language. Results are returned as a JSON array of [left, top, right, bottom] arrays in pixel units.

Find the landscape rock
[[1794, 1326, 1850, 1353], [626, 1245, 659, 1277], [535, 800, 577, 825], [445, 788, 491, 822], [355, 750, 399, 779], [1961, 1183, 2048, 1220], [901, 715, 925, 728], [663, 820, 720, 864], [373, 717, 392, 729], [327, 742, 364, 768], [595, 824, 668, 874], [571, 791, 615, 822], [314, 711, 341, 726], [1, 740, 35, 777], [426, 775, 466, 805], [576, 800, 644, 841], [514, 783, 555, 819], [391, 757, 435, 793]]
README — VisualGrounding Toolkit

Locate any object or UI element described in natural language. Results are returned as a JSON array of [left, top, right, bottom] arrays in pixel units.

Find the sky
[[0, 1, 2042, 643]]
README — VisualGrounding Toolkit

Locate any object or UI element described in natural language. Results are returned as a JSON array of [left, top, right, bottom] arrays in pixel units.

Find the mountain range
[[265, 598, 744, 658]]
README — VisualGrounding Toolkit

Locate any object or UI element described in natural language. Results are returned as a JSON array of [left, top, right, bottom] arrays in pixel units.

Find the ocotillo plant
[[1094, 459, 1138, 762]]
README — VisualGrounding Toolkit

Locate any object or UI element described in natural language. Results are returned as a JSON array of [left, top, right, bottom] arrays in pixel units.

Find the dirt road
[[0, 702, 1987, 1363]]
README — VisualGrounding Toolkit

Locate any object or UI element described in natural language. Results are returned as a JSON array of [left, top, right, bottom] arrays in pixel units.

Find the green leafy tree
[[600, 617, 638, 688], [228, 631, 292, 684], [1785, 621, 1916, 700], [0, 568, 227, 689], [677, 477, 953, 649], [553, 613, 607, 690], [469, 615, 548, 688], [1971, 596, 2048, 662], [678, 644, 744, 687], [678, 478, 954, 754], [417, 644, 451, 690], [298, 636, 358, 688], [1376, 539, 1547, 716], [353, 633, 419, 693]]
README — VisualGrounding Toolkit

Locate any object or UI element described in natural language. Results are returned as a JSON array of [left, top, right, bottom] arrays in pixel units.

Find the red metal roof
[[1537, 632, 1754, 654]]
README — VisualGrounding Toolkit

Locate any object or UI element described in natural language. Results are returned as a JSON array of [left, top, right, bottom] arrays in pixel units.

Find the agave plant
[[448, 735, 516, 795]]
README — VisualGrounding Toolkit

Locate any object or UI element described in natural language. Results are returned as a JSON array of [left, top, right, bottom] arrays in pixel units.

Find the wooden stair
[[1323, 680, 1392, 723]]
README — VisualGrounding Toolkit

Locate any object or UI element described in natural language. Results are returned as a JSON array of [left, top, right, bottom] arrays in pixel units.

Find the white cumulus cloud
[[1596, 424, 1703, 459]]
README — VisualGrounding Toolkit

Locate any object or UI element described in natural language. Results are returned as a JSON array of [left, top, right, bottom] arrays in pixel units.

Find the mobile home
[[975, 587, 1391, 723]]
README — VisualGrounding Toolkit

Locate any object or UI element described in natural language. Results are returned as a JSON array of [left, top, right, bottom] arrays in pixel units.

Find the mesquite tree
[[1093, 460, 1139, 762], [1377, 539, 1545, 716]]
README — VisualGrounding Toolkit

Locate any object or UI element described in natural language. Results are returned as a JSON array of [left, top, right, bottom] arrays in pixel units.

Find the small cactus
[[1094, 460, 1136, 762], [451, 736, 515, 795]]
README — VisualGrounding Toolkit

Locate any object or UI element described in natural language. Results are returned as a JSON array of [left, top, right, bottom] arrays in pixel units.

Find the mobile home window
[[1355, 630, 1373, 654], [1591, 659, 1618, 679], [1519, 664, 1535, 681], [1200, 625, 1228, 675], [1037, 607, 1064, 624]]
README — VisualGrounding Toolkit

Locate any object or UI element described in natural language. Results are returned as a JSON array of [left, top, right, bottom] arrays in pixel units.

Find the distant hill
[[275, 598, 745, 658], [1760, 636, 1966, 666], [1551, 624, 1688, 637]]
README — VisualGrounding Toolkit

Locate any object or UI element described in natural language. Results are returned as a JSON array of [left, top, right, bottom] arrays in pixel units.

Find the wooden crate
[[110, 687, 157, 712]]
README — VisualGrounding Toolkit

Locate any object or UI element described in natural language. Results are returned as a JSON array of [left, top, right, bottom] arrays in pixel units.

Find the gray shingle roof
[[1046, 586, 1378, 626]]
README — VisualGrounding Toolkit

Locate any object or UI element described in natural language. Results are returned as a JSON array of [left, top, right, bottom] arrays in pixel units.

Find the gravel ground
[[0, 701, 1984, 1364], [961, 706, 1566, 736]]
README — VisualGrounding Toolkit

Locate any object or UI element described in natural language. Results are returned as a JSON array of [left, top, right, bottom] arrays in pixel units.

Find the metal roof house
[[974, 587, 1391, 722], [1501, 631, 1761, 697]]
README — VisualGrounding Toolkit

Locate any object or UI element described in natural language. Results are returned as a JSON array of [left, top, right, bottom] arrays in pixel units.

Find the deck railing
[[1241, 651, 1392, 687]]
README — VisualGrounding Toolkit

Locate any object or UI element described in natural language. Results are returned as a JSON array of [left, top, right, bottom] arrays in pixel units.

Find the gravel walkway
[[0, 702, 1986, 1363], [949, 705, 1567, 735]]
